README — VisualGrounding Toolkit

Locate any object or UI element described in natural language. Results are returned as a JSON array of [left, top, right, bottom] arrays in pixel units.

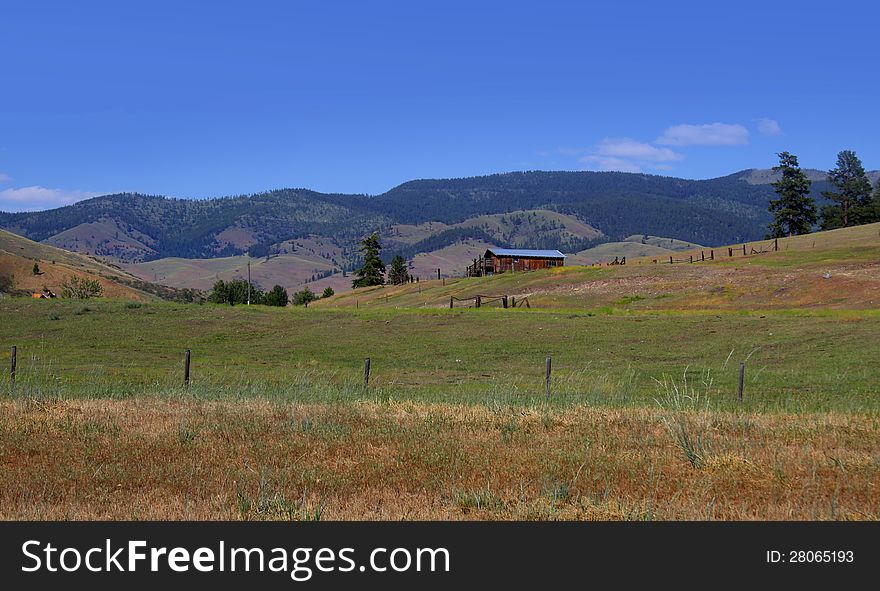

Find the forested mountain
[[0, 168, 868, 264]]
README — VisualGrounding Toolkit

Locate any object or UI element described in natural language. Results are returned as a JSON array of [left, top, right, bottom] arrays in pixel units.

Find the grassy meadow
[[1, 223, 878, 520], [1, 300, 879, 412]]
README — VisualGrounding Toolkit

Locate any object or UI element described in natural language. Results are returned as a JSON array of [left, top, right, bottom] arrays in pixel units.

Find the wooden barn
[[466, 248, 566, 277]]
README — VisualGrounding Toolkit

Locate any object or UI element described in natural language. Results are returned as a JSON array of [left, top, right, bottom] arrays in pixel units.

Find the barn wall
[[486, 255, 563, 274]]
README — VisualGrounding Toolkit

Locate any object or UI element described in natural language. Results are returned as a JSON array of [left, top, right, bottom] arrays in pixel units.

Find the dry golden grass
[[319, 222, 880, 311], [2, 399, 877, 521]]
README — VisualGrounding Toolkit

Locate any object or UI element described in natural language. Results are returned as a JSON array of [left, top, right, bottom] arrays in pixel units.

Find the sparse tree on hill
[[767, 151, 816, 238], [352, 233, 385, 288], [264, 285, 289, 307], [821, 150, 873, 229], [322, 287, 335, 298], [32, 263, 41, 275], [387, 255, 410, 285]]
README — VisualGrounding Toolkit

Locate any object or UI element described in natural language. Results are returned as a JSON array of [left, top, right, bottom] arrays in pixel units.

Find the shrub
[[264, 285, 289, 307], [321, 287, 335, 299], [292, 287, 318, 306], [61, 276, 103, 299], [0, 273, 13, 293]]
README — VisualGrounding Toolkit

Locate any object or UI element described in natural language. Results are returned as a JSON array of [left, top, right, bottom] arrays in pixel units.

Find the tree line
[[208, 279, 335, 307], [768, 149, 879, 237]]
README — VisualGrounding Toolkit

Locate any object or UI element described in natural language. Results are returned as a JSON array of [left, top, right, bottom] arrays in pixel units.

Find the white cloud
[[756, 118, 782, 136], [579, 155, 643, 173], [656, 123, 750, 146], [596, 138, 683, 162], [0, 173, 11, 183], [580, 137, 683, 173], [0, 186, 101, 212]]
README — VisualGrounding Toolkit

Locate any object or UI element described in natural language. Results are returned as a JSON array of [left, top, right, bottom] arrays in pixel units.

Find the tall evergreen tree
[[264, 284, 289, 307], [387, 255, 410, 285], [821, 150, 873, 229], [352, 233, 386, 288], [767, 152, 816, 238], [860, 178, 880, 225]]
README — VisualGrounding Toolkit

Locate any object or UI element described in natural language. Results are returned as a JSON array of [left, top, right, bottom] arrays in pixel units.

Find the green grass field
[[2, 299, 878, 413], [2, 224, 879, 520]]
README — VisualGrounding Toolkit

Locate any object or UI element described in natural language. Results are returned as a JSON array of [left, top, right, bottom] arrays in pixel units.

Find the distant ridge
[[1, 168, 876, 273]]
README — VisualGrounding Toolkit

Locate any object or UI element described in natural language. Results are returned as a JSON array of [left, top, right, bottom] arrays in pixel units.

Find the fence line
[[4, 345, 748, 401], [656, 238, 778, 265], [450, 294, 518, 309]]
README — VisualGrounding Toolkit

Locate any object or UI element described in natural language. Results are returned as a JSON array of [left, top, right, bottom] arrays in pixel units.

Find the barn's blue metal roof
[[486, 248, 566, 258]]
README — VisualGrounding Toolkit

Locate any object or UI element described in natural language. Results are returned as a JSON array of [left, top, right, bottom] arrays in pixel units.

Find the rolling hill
[[2, 168, 859, 264], [2, 167, 876, 296], [318, 222, 880, 312], [0, 229, 188, 301]]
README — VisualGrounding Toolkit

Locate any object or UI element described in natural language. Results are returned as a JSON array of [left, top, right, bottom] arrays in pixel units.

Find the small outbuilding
[[466, 248, 566, 277]]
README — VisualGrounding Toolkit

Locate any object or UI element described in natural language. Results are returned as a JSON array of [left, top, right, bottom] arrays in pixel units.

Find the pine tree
[[387, 255, 409, 285], [767, 152, 816, 238], [264, 285, 289, 307], [821, 150, 873, 229], [322, 287, 335, 298], [858, 178, 880, 225], [352, 233, 386, 288]]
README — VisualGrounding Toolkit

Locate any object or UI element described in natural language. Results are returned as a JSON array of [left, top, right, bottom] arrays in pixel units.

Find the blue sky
[[1, 0, 877, 211]]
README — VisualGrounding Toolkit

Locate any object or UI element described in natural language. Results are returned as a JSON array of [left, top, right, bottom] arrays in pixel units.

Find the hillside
[[567, 241, 679, 265], [565, 234, 706, 265], [0, 229, 185, 300], [318, 222, 880, 311], [126, 251, 338, 293], [3, 168, 864, 267], [622, 234, 704, 250]]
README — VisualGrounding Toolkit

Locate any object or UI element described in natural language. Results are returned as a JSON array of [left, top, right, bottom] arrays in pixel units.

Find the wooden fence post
[[502, 295, 508, 309], [10, 345, 16, 386], [669, 256, 673, 264], [437, 268, 441, 280], [545, 354, 552, 399], [184, 349, 191, 386], [728, 247, 733, 257], [475, 295, 481, 308], [510, 296, 516, 308], [710, 250, 714, 260], [689, 255, 693, 263], [742, 244, 747, 255], [363, 357, 371, 388], [701, 251, 705, 261], [449, 296, 454, 309], [737, 362, 745, 402], [774, 239, 778, 251]]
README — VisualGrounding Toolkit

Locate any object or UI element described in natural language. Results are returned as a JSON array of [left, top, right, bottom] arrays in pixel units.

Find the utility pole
[[247, 260, 251, 305]]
